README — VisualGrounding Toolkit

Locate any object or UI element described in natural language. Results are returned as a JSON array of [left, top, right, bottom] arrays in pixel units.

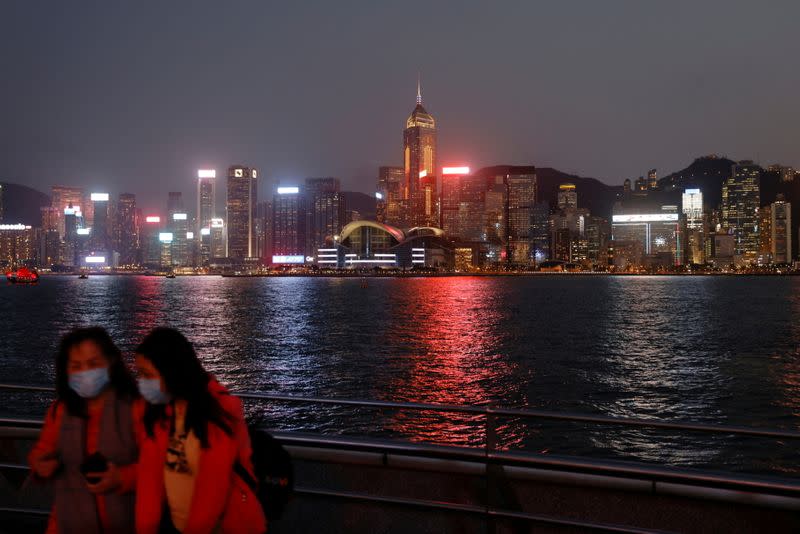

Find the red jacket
[[135, 380, 267, 534]]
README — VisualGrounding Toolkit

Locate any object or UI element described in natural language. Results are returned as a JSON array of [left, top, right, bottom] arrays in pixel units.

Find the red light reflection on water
[[382, 277, 525, 449]]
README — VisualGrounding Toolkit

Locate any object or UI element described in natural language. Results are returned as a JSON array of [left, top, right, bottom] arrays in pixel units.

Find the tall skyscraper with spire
[[403, 77, 437, 227]]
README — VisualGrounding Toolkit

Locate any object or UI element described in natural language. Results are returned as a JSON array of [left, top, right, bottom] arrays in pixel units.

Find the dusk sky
[[1, 1, 798, 212]]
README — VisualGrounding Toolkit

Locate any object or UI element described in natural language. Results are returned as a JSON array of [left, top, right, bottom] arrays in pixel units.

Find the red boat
[[6, 267, 40, 284]]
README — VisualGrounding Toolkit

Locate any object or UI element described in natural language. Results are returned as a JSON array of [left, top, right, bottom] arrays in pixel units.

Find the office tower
[[377, 166, 404, 226], [50, 186, 85, 238], [272, 186, 306, 263], [39, 206, 61, 267], [635, 177, 647, 192], [167, 192, 183, 217], [722, 161, 760, 261], [531, 202, 551, 263], [0, 224, 36, 266], [197, 170, 216, 232], [682, 188, 705, 264], [305, 177, 345, 256], [226, 165, 258, 259], [255, 201, 272, 263], [585, 217, 609, 268], [768, 164, 796, 183], [116, 193, 138, 266], [440, 167, 470, 238], [611, 206, 684, 267], [170, 212, 190, 266], [557, 184, 577, 210], [140, 216, 162, 267], [771, 194, 792, 264], [90, 193, 111, 253], [403, 79, 437, 227], [759, 205, 772, 262], [458, 175, 486, 243], [647, 169, 658, 190], [507, 172, 537, 263], [210, 218, 226, 259]]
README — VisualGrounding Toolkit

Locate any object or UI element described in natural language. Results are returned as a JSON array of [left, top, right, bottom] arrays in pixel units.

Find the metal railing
[[2, 382, 800, 533]]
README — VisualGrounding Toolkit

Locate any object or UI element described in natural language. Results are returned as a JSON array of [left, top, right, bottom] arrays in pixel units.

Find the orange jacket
[[135, 380, 267, 534], [29, 397, 145, 534]]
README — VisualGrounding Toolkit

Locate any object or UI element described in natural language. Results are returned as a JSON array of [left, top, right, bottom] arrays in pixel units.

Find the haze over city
[[2, 0, 799, 212]]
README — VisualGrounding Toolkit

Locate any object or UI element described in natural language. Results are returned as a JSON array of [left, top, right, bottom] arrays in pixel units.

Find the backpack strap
[[233, 460, 259, 494]]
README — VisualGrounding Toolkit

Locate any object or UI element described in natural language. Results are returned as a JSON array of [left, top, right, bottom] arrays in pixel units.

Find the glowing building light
[[85, 256, 105, 264], [277, 187, 300, 195], [173, 213, 188, 221], [0, 224, 31, 230], [64, 207, 76, 215], [200, 228, 211, 236], [318, 248, 338, 252], [375, 192, 384, 200], [186, 232, 194, 239], [442, 167, 470, 175], [145, 216, 161, 223], [210, 218, 224, 228], [418, 170, 428, 179], [612, 214, 679, 223], [198, 169, 216, 178], [76, 228, 91, 235], [90, 193, 109, 201], [272, 255, 304, 264], [159, 232, 174, 243]]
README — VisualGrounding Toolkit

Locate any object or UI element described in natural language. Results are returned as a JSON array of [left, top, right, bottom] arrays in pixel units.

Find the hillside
[[657, 155, 737, 209], [0, 182, 50, 226]]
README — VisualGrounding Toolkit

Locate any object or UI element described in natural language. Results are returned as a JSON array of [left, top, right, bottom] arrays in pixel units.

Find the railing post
[[485, 405, 497, 534]]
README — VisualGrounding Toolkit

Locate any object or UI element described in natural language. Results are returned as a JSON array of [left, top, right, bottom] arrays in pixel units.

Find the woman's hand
[[86, 461, 121, 494], [33, 455, 60, 479]]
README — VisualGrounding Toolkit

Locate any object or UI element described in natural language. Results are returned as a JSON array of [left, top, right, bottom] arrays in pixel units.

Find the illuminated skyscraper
[[167, 192, 183, 218], [90, 193, 111, 254], [722, 161, 760, 261], [403, 79, 437, 227], [557, 184, 577, 210], [682, 188, 704, 264], [116, 193, 138, 265], [197, 170, 216, 233], [440, 167, 470, 238], [226, 166, 258, 259], [531, 202, 551, 263], [377, 166, 404, 226], [50, 186, 85, 238], [506, 172, 537, 263], [272, 186, 306, 264], [771, 194, 792, 264], [170, 212, 190, 266], [305, 177, 345, 256], [140, 216, 162, 267], [648, 169, 658, 190]]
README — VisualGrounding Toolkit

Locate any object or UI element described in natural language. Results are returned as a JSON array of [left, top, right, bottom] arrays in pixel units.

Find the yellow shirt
[[164, 408, 201, 532]]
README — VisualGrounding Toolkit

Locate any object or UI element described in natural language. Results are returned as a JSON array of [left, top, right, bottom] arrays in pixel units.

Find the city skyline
[[2, 2, 799, 212]]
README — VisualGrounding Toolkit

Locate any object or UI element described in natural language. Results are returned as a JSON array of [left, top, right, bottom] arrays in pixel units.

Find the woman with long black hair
[[29, 326, 143, 534], [133, 327, 266, 534]]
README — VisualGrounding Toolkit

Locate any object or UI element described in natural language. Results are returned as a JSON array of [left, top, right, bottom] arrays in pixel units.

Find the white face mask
[[68, 367, 110, 398]]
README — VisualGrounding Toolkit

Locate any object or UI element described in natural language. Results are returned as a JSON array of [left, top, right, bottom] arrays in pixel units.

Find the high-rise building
[[0, 224, 36, 267], [255, 201, 272, 263], [635, 176, 647, 192], [50, 186, 85, 238], [90, 193, 111, 254], [140, 216, 162, 267], [403, 79, 437, 227], [170, 212, 190, 266], [507, 172, 537, 263], [722, 161, 760, 261], [771, 194, 792, 264], [116, 193, 138, 266], [759, 205, 772, 263], [531, 202, 551, 263], [611, 206, 685, 268], [458, 175, 486, 243], [377, 166, 404, 226], [226, 165, 258, 259], [647, 169, 658, 190], [305, 177, 345, 256], [272, 186, 306, 264], [768, 164, 796, 183], [557, 184, 577, 210], [197, 170, 216, 233], [682, 188, 705, 264], [210, 218, 226, 259], [440, 167, 470, 239], [167, 192, 183, 217]]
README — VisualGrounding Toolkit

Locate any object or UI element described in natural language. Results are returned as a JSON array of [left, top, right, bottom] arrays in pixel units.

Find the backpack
[[234, 424, 294, 520]]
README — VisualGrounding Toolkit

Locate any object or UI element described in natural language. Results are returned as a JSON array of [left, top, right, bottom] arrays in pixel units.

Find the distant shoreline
[[34, 271, 800, 278]]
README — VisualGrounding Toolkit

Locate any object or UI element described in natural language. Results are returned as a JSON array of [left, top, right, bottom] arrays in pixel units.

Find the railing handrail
[[2, 382, 800, 440]]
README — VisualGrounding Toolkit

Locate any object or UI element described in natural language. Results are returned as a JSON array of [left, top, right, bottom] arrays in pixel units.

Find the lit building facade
[[403, 81, 437, 227], [439, 167, 470, 239], [90, 193, 111, 254], [377, 166, 404, 226], [611, 207, 685, 267], [531, 201, 551, 264], [226, 165, 258, 259], [271, 186, 306, 264], [647, 169, 658, 190], [50, 186, 85, 239], [771, 194, 792, 264], [557, 184, 577, 210], [682, 188, 705, 265], [0, 224, 37, 267], [116, 193, 138, 265], [722, 161, 760, 261], [305, 177, 345, 256]]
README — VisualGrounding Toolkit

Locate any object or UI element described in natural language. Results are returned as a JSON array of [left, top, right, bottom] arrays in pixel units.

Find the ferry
[[6, 267, 40, 284]]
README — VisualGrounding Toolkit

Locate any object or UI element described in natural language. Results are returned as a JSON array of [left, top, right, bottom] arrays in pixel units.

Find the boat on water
[[6, 267, 40, 284], [78, 273, 89, 279], [165, 273, 176, 278]]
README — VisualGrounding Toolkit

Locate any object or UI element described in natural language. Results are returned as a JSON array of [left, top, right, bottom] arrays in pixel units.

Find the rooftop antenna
[[416, 72, 422, 105]]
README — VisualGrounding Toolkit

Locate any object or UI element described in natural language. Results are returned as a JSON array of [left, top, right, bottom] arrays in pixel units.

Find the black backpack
[[234, 424, 294, 521]]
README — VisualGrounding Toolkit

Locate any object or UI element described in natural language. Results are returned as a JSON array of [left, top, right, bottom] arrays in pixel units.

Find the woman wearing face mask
[[134, 327, 266, 534], [28, 327, 144, 534]]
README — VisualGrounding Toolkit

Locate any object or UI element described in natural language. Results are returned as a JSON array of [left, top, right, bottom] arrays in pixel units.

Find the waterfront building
[[272, 186, 306, 264], [226, 165, 258, 260], [459, 175, 486, 243], [305, 177, 345, 257], [758, 205, 772, 264], [140, 216, 162, 267], [254, 201, 272, 264], [115, 193, 138, 266], [771, 194, 792, 264], [170, 212, 190, 266], [611, 206, 684, 267], [38, 228, 60, 268], [722, 161, 760, 262], [682, 188, 705, 265], [585, 216, 609, 269], [403, 79, 438, 227], [440, 167, 470, 239], [507, 172, 537, 263], [635, 176, 647, 192], [90, 193, 111, 255], [377, 166, 404, 226], [648, 169, 658, 190], [711, 233, 736, 268], [531, 201, 551, 264], [210, 218, 226, 259], [197, 170, 215, 232], [0, 224, 37, 267], [557, 184, 577, 210], [50, 185, 85, 238]]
